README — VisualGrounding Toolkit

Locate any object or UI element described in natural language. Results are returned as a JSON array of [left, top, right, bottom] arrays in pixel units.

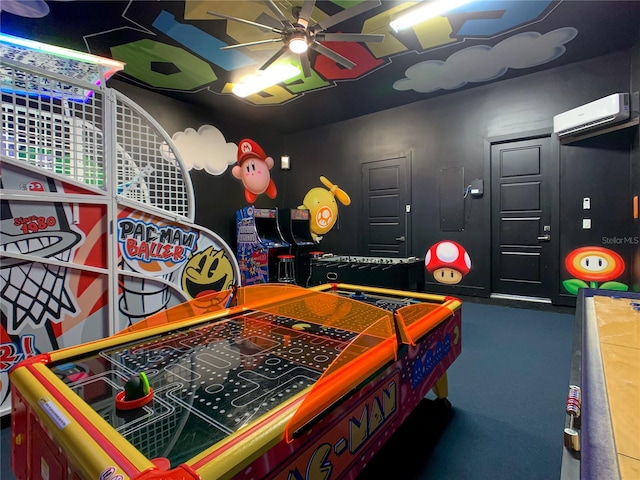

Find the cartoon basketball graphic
[[1, 178, 83, 335]]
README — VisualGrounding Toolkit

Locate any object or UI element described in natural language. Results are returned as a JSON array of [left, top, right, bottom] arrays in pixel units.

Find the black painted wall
[[107, 47, 639, 306], [281, 50, 638, 305]]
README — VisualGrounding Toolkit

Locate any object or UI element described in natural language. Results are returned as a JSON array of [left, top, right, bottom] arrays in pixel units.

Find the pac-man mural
[[181, 246, 236, 297]]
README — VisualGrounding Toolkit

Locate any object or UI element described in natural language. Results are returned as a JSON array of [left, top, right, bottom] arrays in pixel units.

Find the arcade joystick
[[116, 372, 153, 410], [350, 289, 366, 300]]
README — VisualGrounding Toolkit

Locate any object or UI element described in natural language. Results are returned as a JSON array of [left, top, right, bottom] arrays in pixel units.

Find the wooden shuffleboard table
[[561, 289, 640, 480], [11, 283, 461, 480]]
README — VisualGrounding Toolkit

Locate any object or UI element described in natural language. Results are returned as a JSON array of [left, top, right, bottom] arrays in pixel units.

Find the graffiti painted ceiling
[[2, 0, 639, 133]]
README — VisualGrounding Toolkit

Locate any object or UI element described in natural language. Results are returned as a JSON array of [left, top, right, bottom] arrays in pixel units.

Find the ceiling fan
[[207, 0, 385, 78]]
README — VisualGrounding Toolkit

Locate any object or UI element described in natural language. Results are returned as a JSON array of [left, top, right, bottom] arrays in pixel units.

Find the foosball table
[[308, 255, 424, 291]]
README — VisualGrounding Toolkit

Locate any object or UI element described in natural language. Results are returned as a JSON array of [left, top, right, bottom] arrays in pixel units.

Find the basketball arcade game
[[0, 34, 240, 416], [10, 283, 462, 480]]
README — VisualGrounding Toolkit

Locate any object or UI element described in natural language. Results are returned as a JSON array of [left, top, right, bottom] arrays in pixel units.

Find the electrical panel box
[[470, 179, 484, 197]]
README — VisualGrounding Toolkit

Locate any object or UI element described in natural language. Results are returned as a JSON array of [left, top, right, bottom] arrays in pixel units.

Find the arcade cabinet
[[278, 208, 317, 285], [236, 206, 290, 284]]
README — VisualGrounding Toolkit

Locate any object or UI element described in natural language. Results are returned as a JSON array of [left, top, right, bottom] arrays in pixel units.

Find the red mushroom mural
[[425, 241, 471, 285], [563, 246, 628, 295]]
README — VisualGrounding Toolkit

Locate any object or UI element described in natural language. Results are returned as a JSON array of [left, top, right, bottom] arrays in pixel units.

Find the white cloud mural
[[394, 27, 578, 94], [0, 0, 50, 17], [170, 125, 237, 176]]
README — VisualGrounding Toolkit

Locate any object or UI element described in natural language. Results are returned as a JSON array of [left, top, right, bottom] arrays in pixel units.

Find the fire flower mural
[[562, 246, 628, 295]]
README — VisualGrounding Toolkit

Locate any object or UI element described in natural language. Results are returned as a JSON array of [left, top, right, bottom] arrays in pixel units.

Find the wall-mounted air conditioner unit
[[553, 93, 630, 137]]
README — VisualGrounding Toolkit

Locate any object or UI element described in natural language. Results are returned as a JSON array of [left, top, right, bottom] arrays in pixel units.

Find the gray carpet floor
[[1, 299, 575, 480]]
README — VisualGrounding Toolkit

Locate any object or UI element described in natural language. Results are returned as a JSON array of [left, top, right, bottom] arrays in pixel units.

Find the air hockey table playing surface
[[11, 284, 462, 480]]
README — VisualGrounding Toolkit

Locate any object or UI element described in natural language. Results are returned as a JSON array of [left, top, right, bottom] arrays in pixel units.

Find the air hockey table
[[10, 283, 462, 480], [560, 289, 640, 480]]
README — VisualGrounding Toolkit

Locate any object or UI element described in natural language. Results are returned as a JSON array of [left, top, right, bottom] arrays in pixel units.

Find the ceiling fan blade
[[299, 52, 312, 78], [256, 11, 288, 30], [220, 38, 283, 50], [259, 45, 290, 71], [310, 41, 355, 69], [297, 0, 316, 28], [312, 0, 381, 33], [207, 10, 283, 34], [263, 0, 294, 28], [317, 33, 385, 43]]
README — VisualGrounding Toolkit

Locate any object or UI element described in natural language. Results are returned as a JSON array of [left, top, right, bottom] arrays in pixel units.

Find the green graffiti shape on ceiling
[[112, 39, 216, 90]]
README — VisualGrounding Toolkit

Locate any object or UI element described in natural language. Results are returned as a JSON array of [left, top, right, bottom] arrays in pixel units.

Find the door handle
[[396, 236, 406, 242], [537, 235, 551, 241]]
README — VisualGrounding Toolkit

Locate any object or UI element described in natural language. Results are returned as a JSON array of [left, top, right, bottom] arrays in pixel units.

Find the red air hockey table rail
[[11, 283, 461, 480]]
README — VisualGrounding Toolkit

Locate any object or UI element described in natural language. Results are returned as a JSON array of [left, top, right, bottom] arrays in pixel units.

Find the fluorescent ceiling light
[[0, 32, 125, 101], [232, 64, 300, 98], [390, 0, 476, 32], [0, 33, 125, 70]]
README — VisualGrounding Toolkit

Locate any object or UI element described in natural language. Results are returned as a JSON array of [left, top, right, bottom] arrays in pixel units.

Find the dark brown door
[[361, 155, 411, 257], [491, 137, 553, 299]]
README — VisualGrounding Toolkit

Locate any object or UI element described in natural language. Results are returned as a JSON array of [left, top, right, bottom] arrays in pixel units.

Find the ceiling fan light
[[289, 37, 308, 54], [390, 0, 476, 32]]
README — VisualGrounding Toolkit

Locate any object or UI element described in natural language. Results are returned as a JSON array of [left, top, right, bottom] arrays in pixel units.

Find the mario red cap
[[237, 138, 266, 165]]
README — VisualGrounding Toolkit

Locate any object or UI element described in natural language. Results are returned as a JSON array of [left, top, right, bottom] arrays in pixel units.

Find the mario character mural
[[232, 138, 277, 203], [299, 176, 351, 242], [425, 240, 472, 285], [562, 246, 628, 294]]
